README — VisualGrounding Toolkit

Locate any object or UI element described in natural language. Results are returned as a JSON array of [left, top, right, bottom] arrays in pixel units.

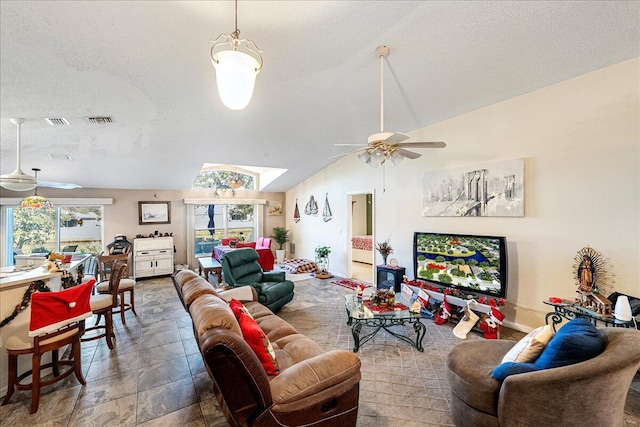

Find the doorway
[[348, 192, 374, 284]]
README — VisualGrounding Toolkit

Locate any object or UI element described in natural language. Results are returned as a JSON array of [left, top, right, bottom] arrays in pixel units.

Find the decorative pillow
[[229, 299, 279, 375], [236, 242, 257, 249], [502, 324, 554, 363], [533, 318, 605, 369], [492, 362, 545, 381]]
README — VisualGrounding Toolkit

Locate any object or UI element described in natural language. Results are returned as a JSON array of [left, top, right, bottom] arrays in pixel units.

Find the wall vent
[[44, 117, 70, 126], [87, 116, 113, 124]]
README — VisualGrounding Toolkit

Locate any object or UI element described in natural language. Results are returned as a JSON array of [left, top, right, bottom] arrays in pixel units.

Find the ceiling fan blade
[[395, 148, 422, 159], [328, 147, 366, 159], [38, 180, 82, 190], [367, 132, 410, 145], [397, 141, 447, 149], [334, 143, 367, 147]]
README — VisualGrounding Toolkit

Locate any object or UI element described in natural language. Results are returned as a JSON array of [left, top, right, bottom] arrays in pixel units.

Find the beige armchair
[[446, 328, 640, 427]]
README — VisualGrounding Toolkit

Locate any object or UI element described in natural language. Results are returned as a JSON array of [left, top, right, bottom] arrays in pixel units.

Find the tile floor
[[0, 274, 638, 426]]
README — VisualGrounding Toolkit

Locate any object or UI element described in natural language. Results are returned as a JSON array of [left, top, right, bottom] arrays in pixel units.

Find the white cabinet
[[133, 237, 174, 278]]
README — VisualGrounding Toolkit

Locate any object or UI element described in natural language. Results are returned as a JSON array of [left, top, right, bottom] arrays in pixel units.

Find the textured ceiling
[[1, 1, 638, 192]]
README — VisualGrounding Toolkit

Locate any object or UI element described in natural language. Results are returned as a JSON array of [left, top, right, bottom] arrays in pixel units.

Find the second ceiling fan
[[335, 46, 445, 166]]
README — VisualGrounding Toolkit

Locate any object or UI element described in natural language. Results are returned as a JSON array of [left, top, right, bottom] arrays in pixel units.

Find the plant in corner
[[270, 227, 290, 264]]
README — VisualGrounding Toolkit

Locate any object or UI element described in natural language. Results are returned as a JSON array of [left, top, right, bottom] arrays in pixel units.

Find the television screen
[[413, 232, 508, 298]]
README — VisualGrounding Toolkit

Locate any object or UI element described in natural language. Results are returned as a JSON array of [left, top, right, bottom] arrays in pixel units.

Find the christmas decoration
[[0, 280, 51, 328]]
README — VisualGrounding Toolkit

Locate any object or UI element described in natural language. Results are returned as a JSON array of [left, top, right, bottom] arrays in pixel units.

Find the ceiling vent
[[45, 117, 70, 126], [87, 116, 113, 124]]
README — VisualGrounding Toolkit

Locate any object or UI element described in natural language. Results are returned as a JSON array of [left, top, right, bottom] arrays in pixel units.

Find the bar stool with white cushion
[[96, 253, 137, 324], [82, 263, 125, 350]]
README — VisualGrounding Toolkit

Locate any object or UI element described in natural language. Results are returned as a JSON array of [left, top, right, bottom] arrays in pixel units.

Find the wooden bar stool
[[96, 253, 137, 324], [1, 281, 94, 413], [82, 263, 125, 350]]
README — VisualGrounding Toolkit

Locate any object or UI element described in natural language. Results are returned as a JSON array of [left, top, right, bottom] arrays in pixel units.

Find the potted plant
[[270, 227, 290, 264], [314, 245, 331, 278]]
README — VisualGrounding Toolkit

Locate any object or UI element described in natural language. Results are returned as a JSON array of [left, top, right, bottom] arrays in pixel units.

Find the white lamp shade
[[370, 149, 385, 164], [212, 50, 260, 110], [357, 151, 371, 164], [389, 150, 404, 166], [614, 295, 633, 321]]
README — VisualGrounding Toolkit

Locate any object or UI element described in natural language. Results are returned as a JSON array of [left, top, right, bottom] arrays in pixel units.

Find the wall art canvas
[[422, 159, 524, 217], [267, 201, 283, 216]]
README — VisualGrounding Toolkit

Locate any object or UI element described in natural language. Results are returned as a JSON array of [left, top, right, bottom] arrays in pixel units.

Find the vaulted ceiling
[[1, 1, 638, 192]]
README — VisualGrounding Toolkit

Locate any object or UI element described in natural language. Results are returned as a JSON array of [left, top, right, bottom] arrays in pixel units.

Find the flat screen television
[[413, 232, 508, 298]]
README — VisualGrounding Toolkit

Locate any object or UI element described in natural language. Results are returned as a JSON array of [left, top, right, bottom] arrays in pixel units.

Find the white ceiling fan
[[334, 46, 445, 167], [0, 118, 81, 191]]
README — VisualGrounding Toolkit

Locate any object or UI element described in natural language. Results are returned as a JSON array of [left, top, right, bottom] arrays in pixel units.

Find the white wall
[[286, 58, 640, 331]]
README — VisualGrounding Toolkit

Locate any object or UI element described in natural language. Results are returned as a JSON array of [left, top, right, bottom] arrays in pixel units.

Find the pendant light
[[210, 0, 263, 110], [0, 118, 37, 191], [19, 169, 54, 209]]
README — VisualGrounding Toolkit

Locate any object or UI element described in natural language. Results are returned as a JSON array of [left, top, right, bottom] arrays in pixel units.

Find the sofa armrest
[[269, 350, 361, 404], [218, 286, 258, 302], [262, 271, 286, 282]]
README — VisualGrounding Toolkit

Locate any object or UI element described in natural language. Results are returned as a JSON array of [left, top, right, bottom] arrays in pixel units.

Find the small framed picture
[[138, 201, 171, 225], [267, 200, 283, 216]]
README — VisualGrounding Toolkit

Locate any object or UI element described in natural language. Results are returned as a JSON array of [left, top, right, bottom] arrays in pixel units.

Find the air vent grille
[[87, 116, 113, 124], [45, 117, 70, 126]]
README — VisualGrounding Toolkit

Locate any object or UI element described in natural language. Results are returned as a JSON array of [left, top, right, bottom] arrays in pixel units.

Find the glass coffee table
[[344, 293, 426, 352]]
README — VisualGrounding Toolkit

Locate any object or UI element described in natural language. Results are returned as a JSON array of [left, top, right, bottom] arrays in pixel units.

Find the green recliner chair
[[220, 248, 294, 312]]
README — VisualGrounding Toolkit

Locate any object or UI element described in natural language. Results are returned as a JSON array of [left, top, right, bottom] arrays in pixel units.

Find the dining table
[[212, 245, 275, 271]]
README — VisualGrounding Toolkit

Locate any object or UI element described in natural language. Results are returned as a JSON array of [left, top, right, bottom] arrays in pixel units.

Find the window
[[3, 205, 103, 266], [194, 204, 255, 256], [192, 168, 258, 257]]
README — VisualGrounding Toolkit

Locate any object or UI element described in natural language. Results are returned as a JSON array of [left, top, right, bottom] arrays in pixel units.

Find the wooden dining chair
[[82, 262, 125, 350], [1, 280, 94, 413], [96, 253, 137, 324]]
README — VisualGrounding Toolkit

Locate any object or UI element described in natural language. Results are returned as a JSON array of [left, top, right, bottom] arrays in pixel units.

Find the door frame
[[346, 189, 375, 281]]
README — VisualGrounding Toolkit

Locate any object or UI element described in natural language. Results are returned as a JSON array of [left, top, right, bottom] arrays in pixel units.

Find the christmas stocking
[[433, 296, 452, 325], [453, 300, 479, 339], [479, 307, 505, 339]]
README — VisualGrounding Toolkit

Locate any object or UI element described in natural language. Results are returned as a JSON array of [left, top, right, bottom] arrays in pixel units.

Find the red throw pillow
[[229, 299, 279, 375]]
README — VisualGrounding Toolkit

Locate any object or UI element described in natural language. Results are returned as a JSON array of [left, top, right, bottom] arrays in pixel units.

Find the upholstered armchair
[[221, 248, 294, 312], [446, 327, 640, 427]]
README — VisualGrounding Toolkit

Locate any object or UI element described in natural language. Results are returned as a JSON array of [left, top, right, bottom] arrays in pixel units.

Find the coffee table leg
[[414, 320, 426, 352], [351, 322, 362, 352]]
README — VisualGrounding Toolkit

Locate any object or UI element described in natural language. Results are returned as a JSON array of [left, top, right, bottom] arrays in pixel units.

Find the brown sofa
[[173, 269, 362, 426], [446, 327, 640, 427]]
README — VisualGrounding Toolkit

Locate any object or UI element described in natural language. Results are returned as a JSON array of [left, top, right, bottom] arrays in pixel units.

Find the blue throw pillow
[[533, 318, 605, 369], [492, 362, 544, 381]]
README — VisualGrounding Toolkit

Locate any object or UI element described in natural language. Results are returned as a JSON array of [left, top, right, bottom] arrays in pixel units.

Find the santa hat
[[489, 307, 505, 325], [29, 280, 95, 337]]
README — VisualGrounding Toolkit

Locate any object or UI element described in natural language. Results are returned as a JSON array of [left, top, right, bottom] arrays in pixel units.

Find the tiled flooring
[[0, 274, 638, 426]]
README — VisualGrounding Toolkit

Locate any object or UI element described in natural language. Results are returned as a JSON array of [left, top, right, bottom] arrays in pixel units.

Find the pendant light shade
[[210, 0, 263, 111], [19, 169, 54, 209], [19, 195, 54, 209], [212, 50, 260, 110]]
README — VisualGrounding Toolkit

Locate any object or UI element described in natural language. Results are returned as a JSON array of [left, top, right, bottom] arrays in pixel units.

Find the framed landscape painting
[[422, 159, 525, 217], [139, 201, 171, 224]]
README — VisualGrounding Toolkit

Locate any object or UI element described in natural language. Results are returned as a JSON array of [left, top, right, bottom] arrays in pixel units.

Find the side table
[[544, 300, 636, 331], [376, 265, 406, 293]]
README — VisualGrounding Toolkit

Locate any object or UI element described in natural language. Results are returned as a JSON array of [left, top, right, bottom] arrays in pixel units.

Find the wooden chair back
[[97, 253, 131, 282]]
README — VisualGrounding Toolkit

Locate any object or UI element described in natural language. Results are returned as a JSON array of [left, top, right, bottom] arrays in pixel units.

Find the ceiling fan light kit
[[210, 0, 263, 110], [19, 169, 54, 209], [1, 118, 37, 191]]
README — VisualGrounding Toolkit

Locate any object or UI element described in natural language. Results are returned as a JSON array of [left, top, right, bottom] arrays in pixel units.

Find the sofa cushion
[[230, 299, 280, 376], [502, 324, 554, 363], [190, 294, 241, 339], [182, 278, 218, 308], [492, 361, 545, 381], [534, 318, 605, 369]]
